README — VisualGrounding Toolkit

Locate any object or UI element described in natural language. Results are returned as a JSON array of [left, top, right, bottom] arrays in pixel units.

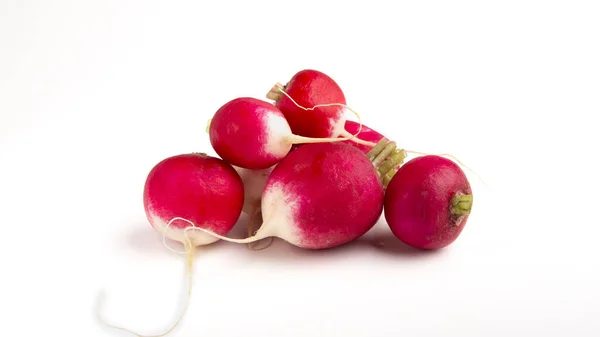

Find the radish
[[266, 69, 370, 146], [143, 153, 244, 247], [99, 153, 244, 336], [184, 142, 398, 249], [209, 97, 372, 170], [384, 155, 473, 250]]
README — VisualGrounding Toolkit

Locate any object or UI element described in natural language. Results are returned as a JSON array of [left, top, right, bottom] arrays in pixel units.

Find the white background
[[1, 1, 598, 336]]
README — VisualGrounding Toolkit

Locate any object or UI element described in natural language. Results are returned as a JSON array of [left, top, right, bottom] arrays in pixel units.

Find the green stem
[[450, 193, 473, 218], [377, 149, 406, 177], [367, 138, 390, 161], [382, 169, 397, 186], [367, 138, 407, 187]]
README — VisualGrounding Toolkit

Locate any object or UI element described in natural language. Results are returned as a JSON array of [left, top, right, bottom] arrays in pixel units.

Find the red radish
[[99, 153, 244, 336], [342, 120, 386, 153], [266, 69, 375, 147], [192, 142, 387, 249], [384, 155, 473, 250], [209, 97, 371, 170], [143, 153, 244, 247]]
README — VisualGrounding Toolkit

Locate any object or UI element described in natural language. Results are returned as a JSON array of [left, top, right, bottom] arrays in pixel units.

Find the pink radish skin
[[196, 142, 385, 249], [269, 69, 348, 139], [262, 142, 383, 249], [384, 155, 473, 250], [143, 153, 244, 246], [209, 97, 292, 170], [267, 69, 373, 146], [342, 120, 385, 153]]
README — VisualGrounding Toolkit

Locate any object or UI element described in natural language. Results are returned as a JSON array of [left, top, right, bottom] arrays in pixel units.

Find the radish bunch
[[102, 69, 475, 337]]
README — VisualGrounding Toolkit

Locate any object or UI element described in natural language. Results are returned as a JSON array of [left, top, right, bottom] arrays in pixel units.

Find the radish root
[[268, 82, 376, 148], [158, 217, 273, 245], [247, 205, 274, 251], [97, 224, 195, 337]]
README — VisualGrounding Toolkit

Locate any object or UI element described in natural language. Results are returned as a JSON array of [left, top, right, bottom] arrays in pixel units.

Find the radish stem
[[377, 149, 406, 177], [367, 138, 407, 186], [366, 138, 390, 161], [266, 82, 285, 101], [371, 141, 397, 167], [246, 206, 274, 251], [450, 193, 473, 217]]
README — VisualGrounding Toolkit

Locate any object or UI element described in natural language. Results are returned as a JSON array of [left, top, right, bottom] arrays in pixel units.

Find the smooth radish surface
[[209, 97, 370, 170], [384, 155, 473, 250], [267, 69, 373, 147], [342, 120, 385, 153], [144, 153, 244, 247], [209, 97, 291, 170], [194, 142, 385, 249], [268, 69, 347, 138]]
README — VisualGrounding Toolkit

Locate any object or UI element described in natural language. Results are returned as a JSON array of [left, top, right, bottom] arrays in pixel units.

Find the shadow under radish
[[220, 217, 448, 264], [125, 213, 444, 265], [233, 233, 380, 265], [362, 224, 448, 259]]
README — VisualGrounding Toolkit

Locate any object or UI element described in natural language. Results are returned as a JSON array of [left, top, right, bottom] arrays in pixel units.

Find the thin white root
[[246, 205, 259, 243], [272, 83, 375, 147], [96, 240, 195, 337], [162, 217, 271, 245], [339, 130, 377, 147]]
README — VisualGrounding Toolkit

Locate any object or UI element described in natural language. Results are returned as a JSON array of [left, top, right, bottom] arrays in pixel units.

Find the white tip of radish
[[329, 112, 347, 137], [263, 112, 293, 158], [149, 212, 220, 247], [260, 182, 302, 246]]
